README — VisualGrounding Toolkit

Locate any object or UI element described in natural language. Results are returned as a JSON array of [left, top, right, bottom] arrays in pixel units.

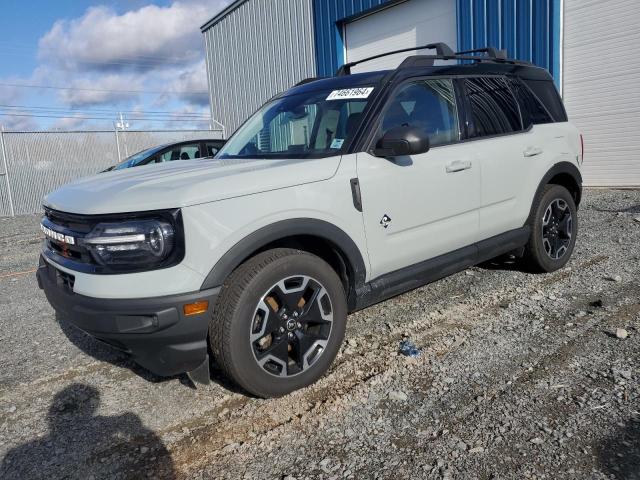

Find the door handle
[[445, 160, 472, 173], [523, 146, 543, 157]]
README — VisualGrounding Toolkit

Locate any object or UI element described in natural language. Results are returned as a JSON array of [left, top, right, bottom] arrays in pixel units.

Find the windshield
[[217, 87, 375, 159], [113, 144, 167, 170]]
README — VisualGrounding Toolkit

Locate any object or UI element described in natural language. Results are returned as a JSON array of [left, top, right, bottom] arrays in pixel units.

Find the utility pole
[[115, 112, 130, 158]]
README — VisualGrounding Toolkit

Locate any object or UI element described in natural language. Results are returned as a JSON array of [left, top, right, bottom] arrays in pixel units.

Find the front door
[[356, 78, 480, 279]]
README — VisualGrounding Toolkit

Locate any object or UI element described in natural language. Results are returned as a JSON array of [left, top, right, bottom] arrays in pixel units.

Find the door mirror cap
[[373, 126, 430, 158]]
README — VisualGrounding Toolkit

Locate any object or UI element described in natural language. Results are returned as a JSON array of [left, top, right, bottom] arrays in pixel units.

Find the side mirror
[[373, 126, 430, 158]]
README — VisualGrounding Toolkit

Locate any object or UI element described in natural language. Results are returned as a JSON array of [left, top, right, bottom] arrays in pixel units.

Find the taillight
[[579, 134, 584, 163]]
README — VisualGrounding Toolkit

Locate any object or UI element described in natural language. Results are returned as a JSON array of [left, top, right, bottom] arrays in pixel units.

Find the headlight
[[83, 219, 176, 268]]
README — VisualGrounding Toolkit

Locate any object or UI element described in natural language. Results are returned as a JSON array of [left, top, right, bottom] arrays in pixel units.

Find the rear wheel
[[209, 248, 347, 398], [523, 184, 578, 272]]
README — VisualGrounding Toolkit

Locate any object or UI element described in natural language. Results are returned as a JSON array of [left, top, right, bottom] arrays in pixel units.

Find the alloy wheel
[[250, 275, 333, 377], [541, 198, 573, 260]]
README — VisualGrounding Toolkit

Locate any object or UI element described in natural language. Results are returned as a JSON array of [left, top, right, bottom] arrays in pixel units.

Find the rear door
[[461, 76, 532, 240], [356, 77, 480, 279]]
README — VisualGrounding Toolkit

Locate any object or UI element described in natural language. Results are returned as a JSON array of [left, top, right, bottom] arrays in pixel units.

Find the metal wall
[[312, 0, 397, 77], [202, 0, 317, 134], [562, 0, 640, 186], [0, 129, 223, 217], [456, 0, 560, 85], [313, 0, 559, 81]]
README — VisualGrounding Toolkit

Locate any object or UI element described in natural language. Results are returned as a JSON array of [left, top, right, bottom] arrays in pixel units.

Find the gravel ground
[[0, 188, 639, 480]]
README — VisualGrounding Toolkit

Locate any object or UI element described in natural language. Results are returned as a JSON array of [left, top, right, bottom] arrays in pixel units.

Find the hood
[[43, 156, 341, 214]]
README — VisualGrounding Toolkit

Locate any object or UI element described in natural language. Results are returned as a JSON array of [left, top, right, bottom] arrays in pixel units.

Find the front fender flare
[[200, 218, 367, 295]]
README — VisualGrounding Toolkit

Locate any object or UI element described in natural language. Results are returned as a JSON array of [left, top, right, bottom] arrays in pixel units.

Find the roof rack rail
[[336, 42, 455, 76], [455, 47, 508, 59], [295, 77, 323, 86], [336, 43, 530, 76]]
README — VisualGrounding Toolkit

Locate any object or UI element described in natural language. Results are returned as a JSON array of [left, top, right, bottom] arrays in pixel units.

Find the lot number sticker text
[[326, 87, 374, 101]]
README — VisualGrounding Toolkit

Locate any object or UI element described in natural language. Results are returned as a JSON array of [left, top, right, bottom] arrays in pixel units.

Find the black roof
[[283, 71, 391, 97], [284, 43, 554, 99], [284, 61, 552, 99]]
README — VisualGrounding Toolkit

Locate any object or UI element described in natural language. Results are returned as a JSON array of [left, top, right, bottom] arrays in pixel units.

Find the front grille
[[42, 208, 97, 271], [40, 258, 76, 292], [44, 208, 94, 234], [57, 269, 76, 290]]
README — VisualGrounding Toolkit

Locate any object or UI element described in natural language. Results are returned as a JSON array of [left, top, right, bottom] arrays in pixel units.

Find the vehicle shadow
[[596, 418, 640, 479], [0, 383, 176, 479], [477, 253, 525, 272]]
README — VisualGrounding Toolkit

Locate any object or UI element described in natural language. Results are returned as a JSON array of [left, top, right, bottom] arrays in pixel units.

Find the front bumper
[[37, 255, 219, 378]]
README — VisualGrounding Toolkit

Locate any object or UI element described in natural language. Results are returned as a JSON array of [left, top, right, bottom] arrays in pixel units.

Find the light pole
[[115, 112, 130, 158]]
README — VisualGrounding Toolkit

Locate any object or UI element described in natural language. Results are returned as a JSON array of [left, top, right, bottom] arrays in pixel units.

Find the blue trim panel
[[457, 0, 561, 87], [551, 0, 561, 86], [312, 0, 397, 77], [314, 0, 561, 87]]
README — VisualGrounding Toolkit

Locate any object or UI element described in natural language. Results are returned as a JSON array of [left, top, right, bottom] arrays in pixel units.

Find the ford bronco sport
[[37, 44, 583, 398]]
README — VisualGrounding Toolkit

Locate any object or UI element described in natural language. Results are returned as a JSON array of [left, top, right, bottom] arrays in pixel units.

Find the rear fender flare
[[526, 162, 583, 225]]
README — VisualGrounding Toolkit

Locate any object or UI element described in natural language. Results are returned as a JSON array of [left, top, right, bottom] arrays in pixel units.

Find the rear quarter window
[[522, 79, 567, 122], [507, 77, 553, 127], [464, 77, 522, 137]]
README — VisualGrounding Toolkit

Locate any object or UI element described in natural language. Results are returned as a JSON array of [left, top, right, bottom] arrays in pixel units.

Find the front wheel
[[523, 184, 578, 272], [209, 248, 347, 398]]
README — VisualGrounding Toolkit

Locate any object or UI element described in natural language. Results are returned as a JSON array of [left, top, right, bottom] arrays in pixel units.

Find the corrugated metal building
[[201, 0, 640, 186]]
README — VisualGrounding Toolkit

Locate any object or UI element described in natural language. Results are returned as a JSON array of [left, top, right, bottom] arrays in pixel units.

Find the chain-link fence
[[0, 128, 223, 216]]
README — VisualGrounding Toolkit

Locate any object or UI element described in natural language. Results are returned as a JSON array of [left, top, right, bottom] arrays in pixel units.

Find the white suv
[[38, 44, 583, 397]]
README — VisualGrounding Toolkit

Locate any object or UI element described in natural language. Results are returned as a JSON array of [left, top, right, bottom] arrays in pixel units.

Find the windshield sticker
[[330, 138, 345, 149], [326, 87, 374, 101]]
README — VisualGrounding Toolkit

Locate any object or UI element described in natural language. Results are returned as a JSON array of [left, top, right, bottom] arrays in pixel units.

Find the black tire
[[523, 184, 578, 272], [209, 248, 347, 398]]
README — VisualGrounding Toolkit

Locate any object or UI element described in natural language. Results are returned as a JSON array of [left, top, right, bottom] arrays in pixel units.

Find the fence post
[[0, 125, 16, 217], [122, 130, 129, 158], [114, 123, 122, 162]]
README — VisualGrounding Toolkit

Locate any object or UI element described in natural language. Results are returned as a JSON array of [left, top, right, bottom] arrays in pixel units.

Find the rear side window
[[465, 77, 522, 137], [157, 143, 200, 163], [523, 79, 567, 122], [507, 77, 553, 127]]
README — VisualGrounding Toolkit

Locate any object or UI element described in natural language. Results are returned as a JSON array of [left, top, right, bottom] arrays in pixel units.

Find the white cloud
[[9, 0, 231, 129], [161, 59, 210, 106], [0, 111, 38, 131], [49, 115, 91, 131], [38, 1, 227, 73], [0, 74, 28, 105], [56, 74, 145, 108]]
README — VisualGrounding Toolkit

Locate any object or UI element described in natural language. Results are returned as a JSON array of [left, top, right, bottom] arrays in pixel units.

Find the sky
[[0, 0, 231, 131]]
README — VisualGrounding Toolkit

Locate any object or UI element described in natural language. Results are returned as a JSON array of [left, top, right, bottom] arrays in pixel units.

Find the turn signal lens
[[183, 300, 209, 316]]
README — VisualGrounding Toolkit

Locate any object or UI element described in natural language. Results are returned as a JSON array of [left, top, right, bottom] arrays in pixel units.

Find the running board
[[355, 226, 530, 311]]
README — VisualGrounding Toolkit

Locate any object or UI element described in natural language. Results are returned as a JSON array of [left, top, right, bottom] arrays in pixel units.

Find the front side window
[[217, 88, 373, 159], [465, 77, 522, 137], [379, 78, 459, 147]]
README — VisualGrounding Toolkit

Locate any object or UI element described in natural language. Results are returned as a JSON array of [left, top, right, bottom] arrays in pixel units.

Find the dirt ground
[[0, 188, 638, 480]]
